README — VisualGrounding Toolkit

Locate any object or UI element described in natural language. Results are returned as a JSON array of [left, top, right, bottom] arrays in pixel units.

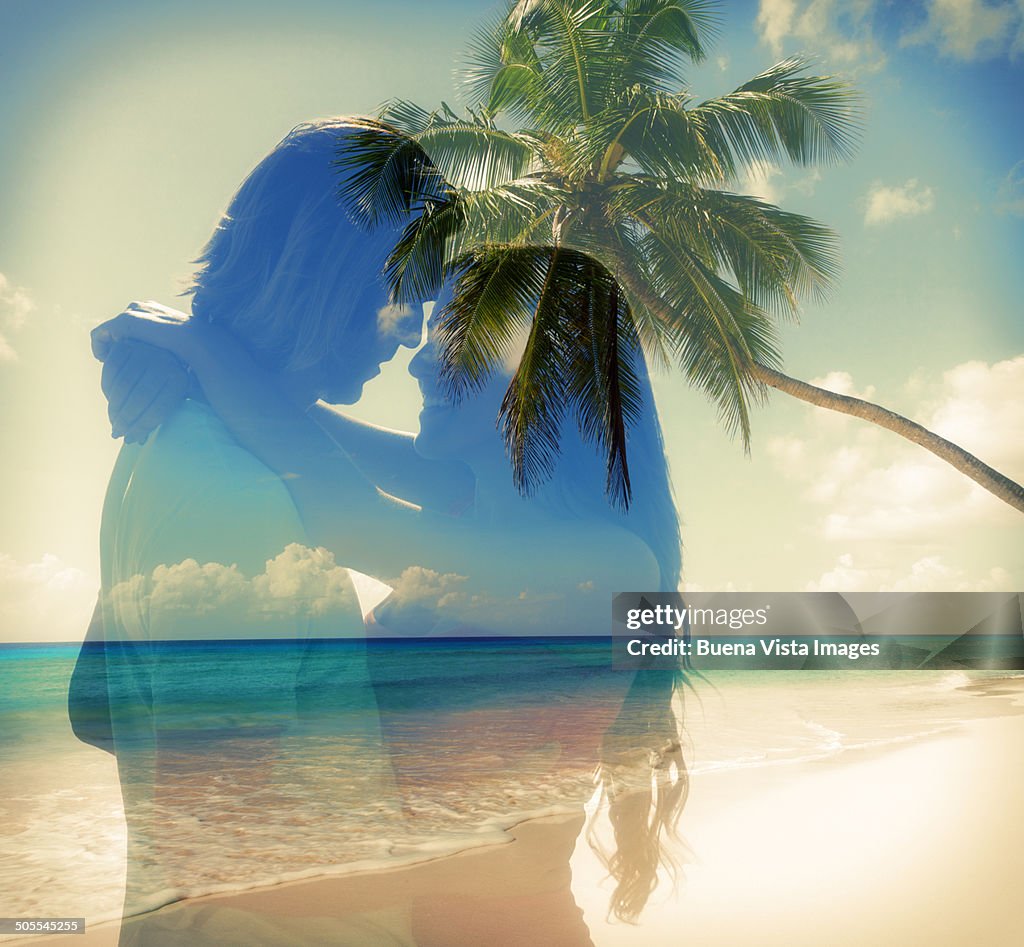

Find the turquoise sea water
[[1, 641, 1021, 931]]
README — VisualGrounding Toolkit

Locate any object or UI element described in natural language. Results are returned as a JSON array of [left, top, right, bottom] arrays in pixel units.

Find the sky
[[1, 0, 1022, 641]]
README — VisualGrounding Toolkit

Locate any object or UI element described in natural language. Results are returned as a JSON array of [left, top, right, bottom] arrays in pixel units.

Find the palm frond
[[412, 122, 538, 191], [638, 228, 780, 445], [334, 117, 445, 228], [461, 12, 545, 120], [690, 57, 862, 177], [505, 0, 619, 128], [563, 259, 644, 506], [385, 178, 564, 303], [457, 178, 565, 247], [497, 248, 575, 494], [613, 0, 718, 88], [573, 87, 720, 183], [338, 104, 538, 227], [608, 177, 841, 314], [578, 223, 675, 372], [434, 244, 556, 392], [383, 195, 465, 305]]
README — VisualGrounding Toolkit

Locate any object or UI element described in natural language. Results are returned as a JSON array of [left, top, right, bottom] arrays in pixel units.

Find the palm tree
[[337, 0, 1024, 514]]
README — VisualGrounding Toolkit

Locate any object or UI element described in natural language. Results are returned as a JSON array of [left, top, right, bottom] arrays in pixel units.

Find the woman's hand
[[91, 300, 198, 364], [102, 341, 191, 444]]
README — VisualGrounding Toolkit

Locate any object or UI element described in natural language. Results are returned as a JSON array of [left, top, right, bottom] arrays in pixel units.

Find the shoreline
[[26, 677, 1024, 946]]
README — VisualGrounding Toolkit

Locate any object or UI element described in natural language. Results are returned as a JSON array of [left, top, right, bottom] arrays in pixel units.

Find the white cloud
[[790, 169, 823, 197], [807, 552, 875, 591], [378, 565, 566, 633], [767, 435, 807, 469], [806, 446, 869, 504], [903, 0, 1024, 61], [925, 356, 1024, 467], [145, 559, 248, 614], [387, 565, 469, 608], [864, 179, 935, 225], [755, 0, 885, 69], [886, 557, 1012, 592], [107, 553, 573, 638], [0, 553, 96, 642], [816, 458, 997, 541], [106, 543, 361, 636], [768, 356, 1024, 543], [735, 164, 824, 206], [757, 0, 798, 57], [0, 273, 33, 328], [737, 161, 783, 204], [808, 370, 876, 400], [376, 303, 421, 344], [808, 552, 1013, 592], [252, 543, 357, 614], [0, 273, 34, 363], [759, 0, 1023, 66], [995, 160, 1024, 216]]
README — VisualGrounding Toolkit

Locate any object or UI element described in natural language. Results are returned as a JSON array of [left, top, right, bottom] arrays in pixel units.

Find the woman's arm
[[308, 406, 474, 513], [101, 340, 191, 444], [96, 304, 472, 510]]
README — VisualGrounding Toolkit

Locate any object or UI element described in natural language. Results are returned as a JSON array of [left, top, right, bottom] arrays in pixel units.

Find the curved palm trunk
[[750, 362, 1024, 515], [608, 256, 1024, 515]]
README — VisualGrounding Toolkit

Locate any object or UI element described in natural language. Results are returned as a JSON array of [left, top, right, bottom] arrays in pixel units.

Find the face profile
[[408, 330, 500, 463], [409, 305, 524, 467], [295, 302, 423, 407], [187, 119, 427, 409]]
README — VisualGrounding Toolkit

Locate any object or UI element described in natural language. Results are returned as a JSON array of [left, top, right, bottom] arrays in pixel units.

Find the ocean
[[1, 640, 1020, 934]]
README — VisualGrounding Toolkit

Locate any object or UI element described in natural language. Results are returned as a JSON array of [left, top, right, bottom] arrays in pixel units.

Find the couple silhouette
[[70, 119, 687, 945]]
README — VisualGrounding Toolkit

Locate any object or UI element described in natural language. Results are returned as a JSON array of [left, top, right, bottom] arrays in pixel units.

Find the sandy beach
[[27, 676, 1024, 947]]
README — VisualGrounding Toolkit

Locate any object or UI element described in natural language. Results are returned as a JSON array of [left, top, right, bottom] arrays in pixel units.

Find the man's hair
[[186, 119, 406, 372]]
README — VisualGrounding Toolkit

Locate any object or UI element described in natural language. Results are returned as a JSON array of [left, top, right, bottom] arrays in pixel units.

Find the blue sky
[[1, 0, 1021, 639]]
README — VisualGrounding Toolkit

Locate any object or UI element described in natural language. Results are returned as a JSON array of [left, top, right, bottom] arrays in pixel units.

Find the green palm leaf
[[614, 0, 717, 87], [462, 12, 545, 119], [506, 0, 622, 127], [383, 196, 464, 305], [435, 244, 555, 390], [636, 227, 780, 444], [497, 248, 575, 493], [691, 57, 861, 176], [573, 87, 721, 182], [412, 121, 538, 191], [608, 177, 841, 312], [562, 258, 644, 506], [334, 117, 445, 228]]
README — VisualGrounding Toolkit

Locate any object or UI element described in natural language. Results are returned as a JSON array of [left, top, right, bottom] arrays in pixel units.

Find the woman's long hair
[[513, 346, 688, 922], [185, 118, 412, 373], [590, 666, 689, 923]]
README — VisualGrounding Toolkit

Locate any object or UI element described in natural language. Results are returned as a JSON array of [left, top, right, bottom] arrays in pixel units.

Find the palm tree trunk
[[749, 362, 1024, 514], [608, 255, 1024, 515]]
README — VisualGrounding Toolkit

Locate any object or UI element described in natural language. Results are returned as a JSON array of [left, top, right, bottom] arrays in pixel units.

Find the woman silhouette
[[73, 119, 425, 947], [88, 145, 688, 943]]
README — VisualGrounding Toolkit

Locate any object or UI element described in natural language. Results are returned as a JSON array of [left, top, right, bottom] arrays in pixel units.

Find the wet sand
[[29, 679, 1024, 946]]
